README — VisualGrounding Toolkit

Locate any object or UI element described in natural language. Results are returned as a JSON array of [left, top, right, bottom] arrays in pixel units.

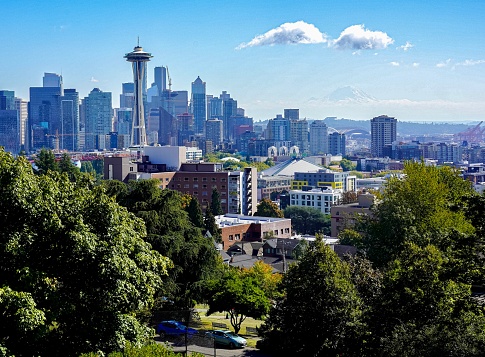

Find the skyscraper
[[220, 91, 237, 139], [266, 115, 290, 141], [205, 118, 223, 147], [124, 44, 152, 147], [328, 131, 346, 155], [84, 88, 112, 150], [191, 76, 206, 135], [0, 90, 20, 154], [284, 108, 299, 120], [371, 115, 397, 157], [290, 119, 308, 153], [15, 97, 28, 150], [43, 73, 63, 89], [28, 79, 62, 151], [309, 120, 328, 155], [154, 66, 167, 96], [60, 89, 79, 151]]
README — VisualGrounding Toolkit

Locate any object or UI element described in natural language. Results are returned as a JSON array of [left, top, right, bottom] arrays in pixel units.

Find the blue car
[[156, 320, 197, 339], [205, 329, 247, 348]]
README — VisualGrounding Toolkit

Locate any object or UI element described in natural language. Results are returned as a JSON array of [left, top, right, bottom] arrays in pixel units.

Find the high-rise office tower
[[284, 108, 299, 120], [220, 91, 237, 139], [120, 83, 134, 109], [15, 97, 28, 150], [84, 88, 112, 150], [266, 115, 290, 141], [29, 74, 63, 151], [60, 89, 79, 151], [124, 44, 152, 147], [371, 115, 397, 157], [205, 118, 223, 147], [154, 66, 167, 96], [290, 119, 308, 153], [208, 96, 222, 119], [309, 120, 328, 155], [0, 90, 20, 154], [0, 90, 15, 110], [191, 76, 206, 135], [43, 73, 63, 89], [328, 131, 346, 155], [176, 112, 194, 145]]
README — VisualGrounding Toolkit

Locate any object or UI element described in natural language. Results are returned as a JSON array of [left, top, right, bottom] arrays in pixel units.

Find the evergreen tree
[[186, 196, 204, 228], [204, 202, 222, 243], [33, 148, 58, 175], [210, 188, 223, 216]]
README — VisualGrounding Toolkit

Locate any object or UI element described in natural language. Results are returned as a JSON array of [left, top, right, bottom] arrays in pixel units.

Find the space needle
[[124, 41, 152, 148]]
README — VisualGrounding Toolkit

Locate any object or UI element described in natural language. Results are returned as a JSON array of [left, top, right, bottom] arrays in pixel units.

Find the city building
[[216, 213, 292, 249], [289, 187, 343, 215], [371, 115, 397, 157], [15, 97, 28, 150], [290, 119, 308, 153], [328, 131, 346, 155], [205, 118, 223, 147], [28, 76, 63, 151], [309, 120, 328, 155], [284, 109, 299, 120], [124, 44, 152, 147], [330, 192, 375, 237], [0, 108, 20, 154], [220, 91, 237, 139], [83, 88, 112, 150], [266, 115, 290, 141], [293, 170, 356, 192], [61, 89, 79, 151], [191, 76, 206, 135]]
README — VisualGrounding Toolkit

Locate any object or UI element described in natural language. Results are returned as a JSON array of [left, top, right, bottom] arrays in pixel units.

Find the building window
[[193, 177, 198, 181], [211, 178, 216, 182], [202, 177, 207, 182], [221, 185, 226, 189], [129, 167, 134, 172], [229, 235, 234, 241], [212, 185, 217, 189], [184, 177, 189, 181], [203, 184, 207, 188], [193, 184, 198, 188], [177, 184, 181, 188], [221, 178, 226, 182], [221, 192, 226, 196], [285, 228, 290, 233], [202, 191, 208, 196], [194, 191, 198, 195], [184, 184, 189, 188], [274, 230, 278, 235], [235, 234, 240, 240], [165, 177, 169, 182]]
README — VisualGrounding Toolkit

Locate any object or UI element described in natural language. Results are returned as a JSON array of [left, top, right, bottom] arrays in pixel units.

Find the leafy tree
[[259, 236, 364, 356], [283, 206, 330, 235], [205, 265, 273, 334], [0, 150, 170, 356], [186, 196, 204, 229], [81, 342, 205, 356], [210, 188, 223, 216], [58, 152, 81, 181], [33, 148, 58, 174], [255, 198, 283, 218], [340, 158, 356, 171], [105, 179, 220, 311]]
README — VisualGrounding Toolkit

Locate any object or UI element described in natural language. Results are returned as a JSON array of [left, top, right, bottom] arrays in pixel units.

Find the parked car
[[205, 329, 247, 348], [156, 320, 197, 339]]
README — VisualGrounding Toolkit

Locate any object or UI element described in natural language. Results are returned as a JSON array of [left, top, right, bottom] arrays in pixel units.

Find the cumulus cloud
[[455, 59, 485, 67], [399, 41, 414, 51], [436, 59, 451, 68], [90, 77, 99, 83], [413, 62, 420, 67], [390, 61, 400, 66], [331, 24, 393, 50], [236, 21, 327, 49]]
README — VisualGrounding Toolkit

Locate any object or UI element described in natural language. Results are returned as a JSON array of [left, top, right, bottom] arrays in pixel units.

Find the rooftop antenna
[[137, 36, 140, 46]]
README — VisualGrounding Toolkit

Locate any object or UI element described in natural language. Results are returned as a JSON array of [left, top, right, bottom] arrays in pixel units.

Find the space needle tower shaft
[[124, 43, 152, 147]]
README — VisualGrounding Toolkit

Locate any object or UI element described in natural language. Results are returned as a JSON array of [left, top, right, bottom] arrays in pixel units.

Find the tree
[[33, 148, 58, 174], [186, 196, 204, 229], [210, 188, 223, 216], [58, 152, 81, 181], [259, 236, 364, 356], [205, 265, 273, 334], [204, 202, 222, 243], [0, 150, 170, 356], [283, 206, 330, 235], [254, 198, 283, 218], [340, 158, 356, 172]]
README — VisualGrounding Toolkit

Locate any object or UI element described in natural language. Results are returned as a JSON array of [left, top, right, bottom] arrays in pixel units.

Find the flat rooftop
[[215, 213, 290, 227]]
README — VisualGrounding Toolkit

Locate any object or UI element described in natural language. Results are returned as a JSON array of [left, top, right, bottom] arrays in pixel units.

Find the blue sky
[[2, 0, 485, 122]]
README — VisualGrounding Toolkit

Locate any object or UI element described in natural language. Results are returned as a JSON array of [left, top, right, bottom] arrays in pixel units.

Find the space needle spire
[[124, 43, 152, 147]]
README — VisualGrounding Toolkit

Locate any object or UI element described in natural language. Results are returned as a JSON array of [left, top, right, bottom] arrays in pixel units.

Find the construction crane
[[166, 65, 172, 116], [454, 121, 485, 145]]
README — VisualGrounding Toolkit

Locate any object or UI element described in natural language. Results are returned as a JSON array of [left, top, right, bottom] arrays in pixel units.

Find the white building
[[289, 187, 343, 215], [186, 147, 203, 161], [143, 145, 187, 170]]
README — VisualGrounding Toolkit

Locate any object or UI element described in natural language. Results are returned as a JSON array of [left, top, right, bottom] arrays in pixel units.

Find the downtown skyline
[[1, 0, 485, 122]]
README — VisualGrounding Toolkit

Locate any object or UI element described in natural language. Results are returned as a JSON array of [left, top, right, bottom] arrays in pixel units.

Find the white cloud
[[436, 59, 451, 68], [331, 24, 394, 50], [352, 50, 361, 56], [399, 41, 414, 51], [413, 62, 420, 67], [236, 21, 327, 49], [390, 61, 400, 66], [455, 59, 485, 67], [90, 77, 99, 83]]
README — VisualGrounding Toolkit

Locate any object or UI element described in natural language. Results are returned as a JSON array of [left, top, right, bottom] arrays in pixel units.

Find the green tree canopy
[[255, 198, 284, 218], [259, 236, 364, 356], [340, 158, 356, 171], [205, 264, 275, 334], [0, 150, 170, 356], [186, 196, 204, 229], [283, 206, 330, 235], [210, 188, 223, 216], [33, 148, 58, 174]]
